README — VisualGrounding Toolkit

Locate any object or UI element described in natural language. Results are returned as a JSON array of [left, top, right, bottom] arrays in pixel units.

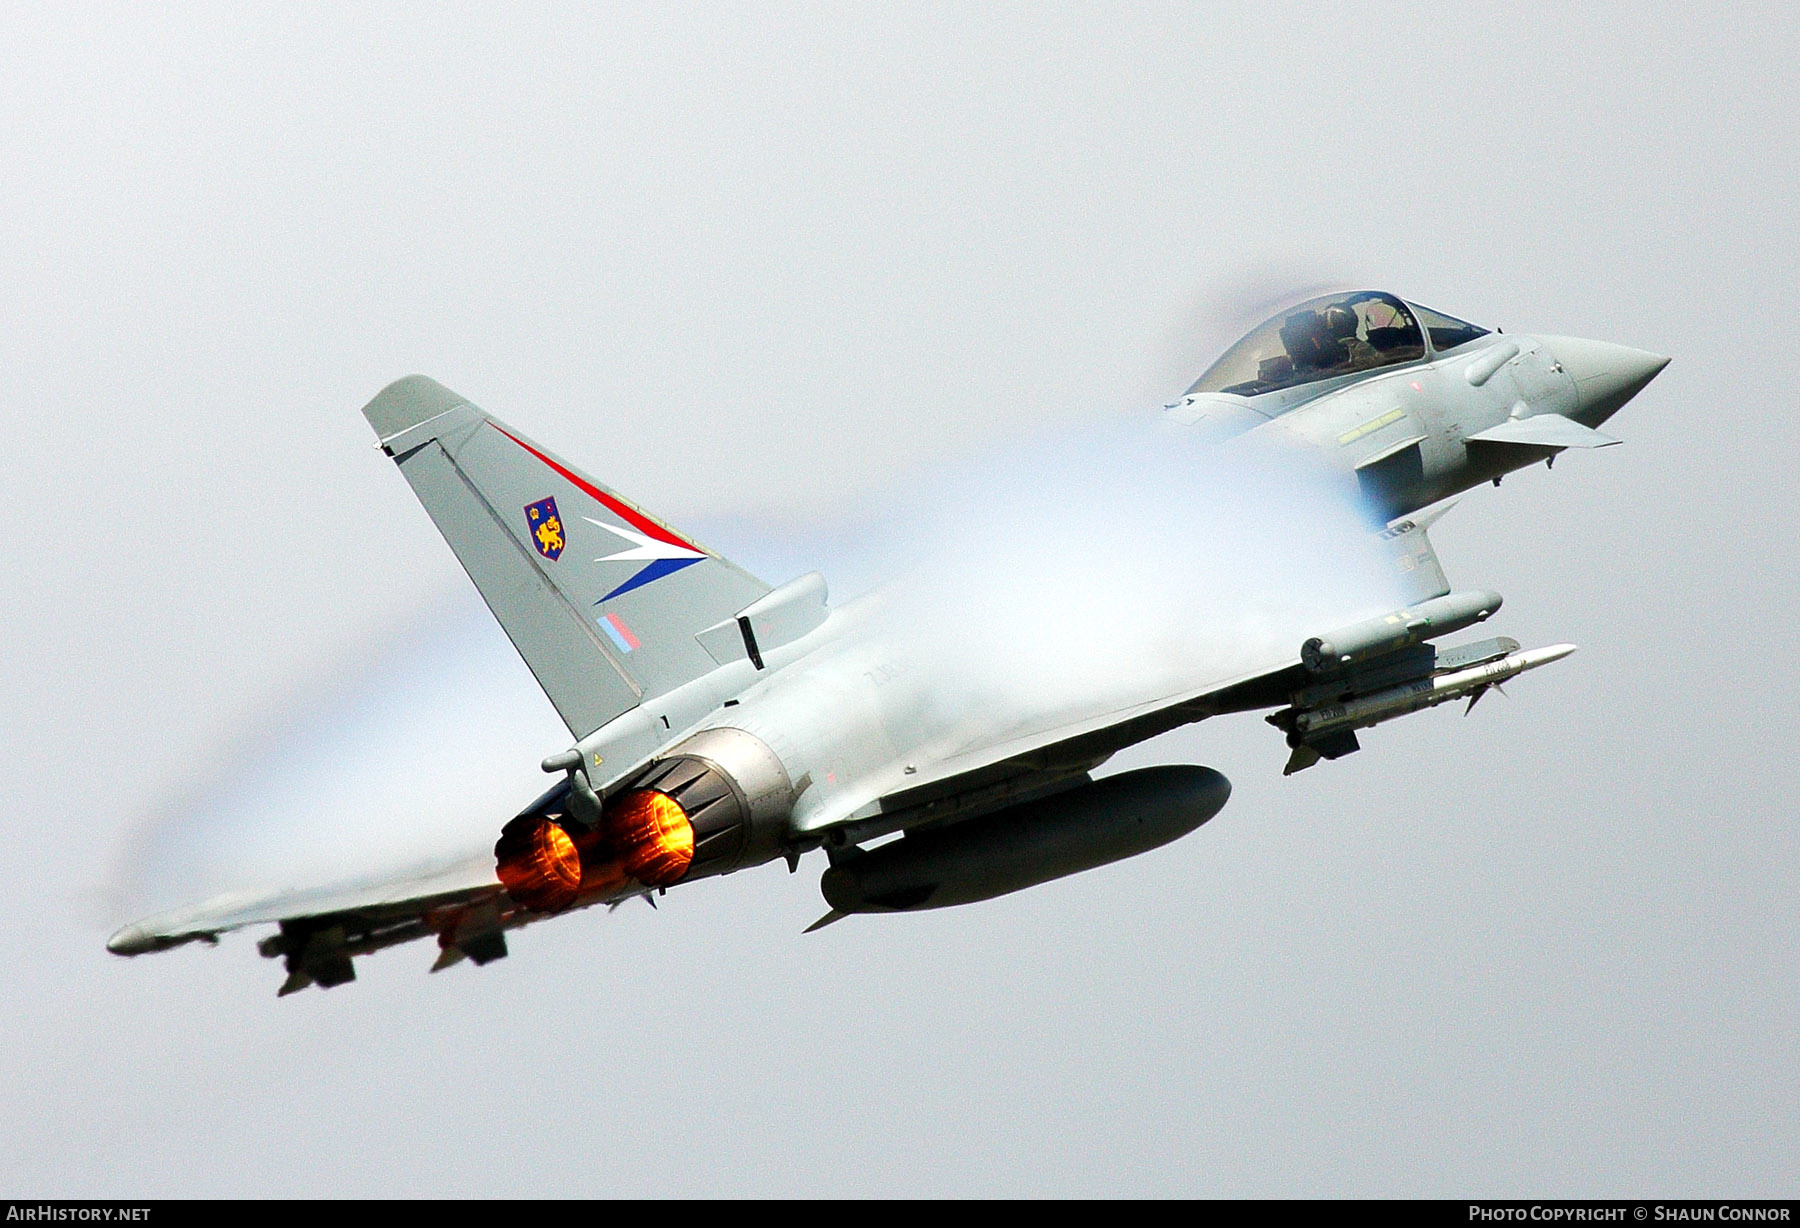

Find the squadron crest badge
[[524, 497, 565, 561]]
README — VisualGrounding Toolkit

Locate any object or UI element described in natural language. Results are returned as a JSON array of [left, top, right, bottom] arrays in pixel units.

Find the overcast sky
[[3, 2, 1796, 1196]]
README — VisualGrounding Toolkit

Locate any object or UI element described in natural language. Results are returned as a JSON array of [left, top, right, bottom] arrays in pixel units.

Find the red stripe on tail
[[490, 423, 703, 554]]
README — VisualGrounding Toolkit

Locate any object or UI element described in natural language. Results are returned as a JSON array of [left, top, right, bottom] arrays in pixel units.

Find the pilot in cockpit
[[1188, 291, 1443, 399], [1277, 308, 1340, 374], [1280, 302, 1376, 379], [1326, 302, 1377, 369]]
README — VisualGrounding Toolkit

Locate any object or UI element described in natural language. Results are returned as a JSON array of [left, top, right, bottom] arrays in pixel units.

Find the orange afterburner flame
[[495, 789, 694, 908], [494, 816, 582, 912], [610, 789, 695, 887]]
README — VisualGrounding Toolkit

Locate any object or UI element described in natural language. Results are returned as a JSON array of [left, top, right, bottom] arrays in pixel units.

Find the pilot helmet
[[1322, 302, 1359, 339]]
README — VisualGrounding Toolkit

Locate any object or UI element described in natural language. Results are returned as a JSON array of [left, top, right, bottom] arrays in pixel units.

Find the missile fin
[[459, 930, 508, 965], [1283, 745, 1321, 776]]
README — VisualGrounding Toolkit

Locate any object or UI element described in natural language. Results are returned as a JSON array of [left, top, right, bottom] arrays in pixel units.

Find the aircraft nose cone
[[1542, 336, 1670, 425]]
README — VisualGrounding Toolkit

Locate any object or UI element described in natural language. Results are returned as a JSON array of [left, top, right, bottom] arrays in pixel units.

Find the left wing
[[109, 856, 505, 994], [108, 796, 660, 996]]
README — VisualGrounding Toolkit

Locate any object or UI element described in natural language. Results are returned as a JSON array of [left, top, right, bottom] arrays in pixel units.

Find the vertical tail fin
[[361, 376, 771, 738]]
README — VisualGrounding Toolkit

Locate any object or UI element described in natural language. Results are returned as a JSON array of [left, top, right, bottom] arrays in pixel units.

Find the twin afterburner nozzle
[[500, 728, 796, 912]]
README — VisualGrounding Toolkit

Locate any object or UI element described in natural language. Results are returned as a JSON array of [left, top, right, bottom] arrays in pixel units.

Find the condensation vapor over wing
[[112, 414, 1398, 919], [808, 418, 1404, 754], [110, 597, 567, 918]]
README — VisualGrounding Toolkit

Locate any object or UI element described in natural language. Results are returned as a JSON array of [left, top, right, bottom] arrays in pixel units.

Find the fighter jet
[[107, 290, 1667, 994]]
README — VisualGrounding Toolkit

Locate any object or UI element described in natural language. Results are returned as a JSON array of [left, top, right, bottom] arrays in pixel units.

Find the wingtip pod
[[105, 923, 207, 956], [105, 923, 155, 956], [360, 374, 470, 444]]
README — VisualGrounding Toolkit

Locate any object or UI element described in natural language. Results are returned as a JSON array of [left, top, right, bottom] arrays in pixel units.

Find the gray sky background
[[3, 2, 1796, 1196]]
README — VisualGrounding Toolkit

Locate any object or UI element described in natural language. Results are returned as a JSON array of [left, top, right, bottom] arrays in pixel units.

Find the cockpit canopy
[[1186, 291, 1489, 399]]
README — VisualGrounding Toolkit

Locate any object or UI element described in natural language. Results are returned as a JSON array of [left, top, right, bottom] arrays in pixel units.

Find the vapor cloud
[[111, 601, 566, 918], [114, 414, 1405, 921], [867, 421, 1406, 744]]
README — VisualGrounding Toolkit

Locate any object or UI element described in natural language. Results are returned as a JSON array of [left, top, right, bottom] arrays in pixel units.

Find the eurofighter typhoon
[[109, 291, 1667, 993]]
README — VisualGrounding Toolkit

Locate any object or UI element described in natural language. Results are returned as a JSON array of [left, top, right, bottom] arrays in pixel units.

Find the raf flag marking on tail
[[525, 497, 565, 561]]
